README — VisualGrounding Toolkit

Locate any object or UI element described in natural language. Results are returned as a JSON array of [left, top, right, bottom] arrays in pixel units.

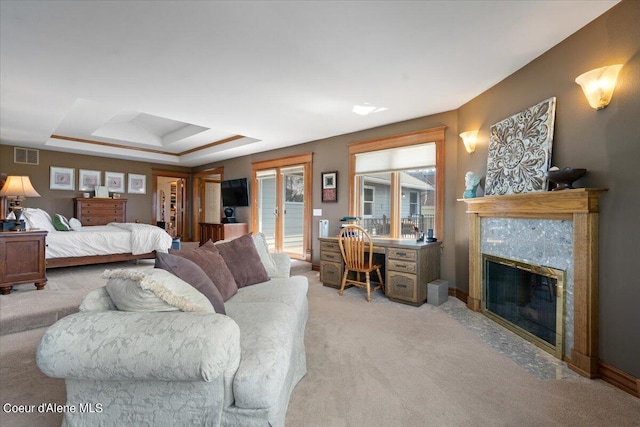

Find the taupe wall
[[455, 0, 640, 377], [195, 110, 460, 286], [198, 1, 640, 378], [0, 146, 190, 226]]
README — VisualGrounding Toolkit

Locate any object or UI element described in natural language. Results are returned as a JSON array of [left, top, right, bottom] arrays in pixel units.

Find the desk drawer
[[387, 248, 417, 261], [387, 271, 417, 302], [321, 251, 342, 262], [320, 241, 340, 253], [387, 259, 416, 274], [320, 261, 343, 287]]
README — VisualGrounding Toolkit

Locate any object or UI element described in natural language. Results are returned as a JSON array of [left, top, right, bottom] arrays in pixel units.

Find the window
[[363, 185, 375, 217], [348, 127, 445, 240], [408, 191, 418, 216]]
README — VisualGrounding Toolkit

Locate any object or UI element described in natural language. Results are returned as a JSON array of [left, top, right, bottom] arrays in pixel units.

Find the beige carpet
[[1, 265, 639, 426]]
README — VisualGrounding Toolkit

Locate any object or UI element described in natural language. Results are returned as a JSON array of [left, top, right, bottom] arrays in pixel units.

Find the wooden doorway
[[251, 153, 313, 261], [152, 170, 190, 240], [193, 168, 223, 244]]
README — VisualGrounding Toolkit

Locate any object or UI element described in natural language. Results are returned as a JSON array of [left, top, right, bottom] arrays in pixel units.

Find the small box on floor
[[427, 279, 449, 306]]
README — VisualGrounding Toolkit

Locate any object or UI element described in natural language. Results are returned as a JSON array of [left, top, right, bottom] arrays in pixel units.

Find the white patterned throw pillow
[[102, 268, 215, 313]]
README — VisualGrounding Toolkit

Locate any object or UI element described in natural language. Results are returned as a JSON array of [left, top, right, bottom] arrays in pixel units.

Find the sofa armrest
[[37, 310, 241, 384], [270, 252, 291, 278]]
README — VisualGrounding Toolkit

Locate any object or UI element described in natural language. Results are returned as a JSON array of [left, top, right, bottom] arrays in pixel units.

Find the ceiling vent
[[14, 147, 39, 165]]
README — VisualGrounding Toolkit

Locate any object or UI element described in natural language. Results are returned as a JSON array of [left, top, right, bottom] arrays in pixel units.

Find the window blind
[[354, 142, 436, 174]]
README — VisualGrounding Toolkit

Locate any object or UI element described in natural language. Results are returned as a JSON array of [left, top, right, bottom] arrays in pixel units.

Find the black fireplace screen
[[483, 255, 564, 356]]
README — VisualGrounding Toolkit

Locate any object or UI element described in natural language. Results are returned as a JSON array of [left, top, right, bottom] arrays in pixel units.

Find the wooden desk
[[319, 237, 440, 306]]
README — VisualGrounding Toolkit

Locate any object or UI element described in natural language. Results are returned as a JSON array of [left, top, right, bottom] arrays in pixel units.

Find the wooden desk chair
[[338, 225, 385, 302]]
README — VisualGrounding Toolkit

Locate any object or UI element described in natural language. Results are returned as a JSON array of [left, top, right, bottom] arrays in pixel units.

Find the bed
[[19, 208, 173, 268]]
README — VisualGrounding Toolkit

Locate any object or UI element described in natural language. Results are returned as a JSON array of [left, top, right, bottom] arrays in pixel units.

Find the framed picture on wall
[[105, 171, 125, 193], [78, 169, 101, 191], [50, 167, 75, 191], [322, 171, 337, 202], [128, 173, 146, 194]]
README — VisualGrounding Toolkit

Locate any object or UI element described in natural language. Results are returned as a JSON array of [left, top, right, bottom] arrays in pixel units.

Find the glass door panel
[[281, 166, 304, 257], [257, 170, 277, 250]]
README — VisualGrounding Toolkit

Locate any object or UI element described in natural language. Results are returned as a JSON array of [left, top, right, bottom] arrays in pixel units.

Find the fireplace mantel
[[460, 188, 607, 378]]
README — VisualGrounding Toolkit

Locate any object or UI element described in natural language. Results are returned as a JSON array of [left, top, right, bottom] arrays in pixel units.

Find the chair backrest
[[338, 225, 373, 270]]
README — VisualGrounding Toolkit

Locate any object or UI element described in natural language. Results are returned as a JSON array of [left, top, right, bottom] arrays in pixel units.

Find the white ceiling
[[0, 1, 619, 167]]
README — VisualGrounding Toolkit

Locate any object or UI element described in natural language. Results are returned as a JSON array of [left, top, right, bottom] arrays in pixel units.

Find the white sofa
[[37, 253, 308, 427]]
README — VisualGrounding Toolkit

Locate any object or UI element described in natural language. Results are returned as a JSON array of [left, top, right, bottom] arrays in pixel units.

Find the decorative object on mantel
[[484, 97, 556, 196], [462, 171, 481, 199], [575, 64, 623, 110], [547, 167, 587, 191]]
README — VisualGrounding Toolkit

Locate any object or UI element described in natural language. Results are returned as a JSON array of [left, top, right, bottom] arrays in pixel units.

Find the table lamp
[[0, 176, 41, 229]]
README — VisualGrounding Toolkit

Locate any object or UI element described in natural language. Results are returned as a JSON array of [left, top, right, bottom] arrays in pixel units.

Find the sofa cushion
[[224, 302, 299, 409], [229, 276, 308, 313], [216, 234, 269, 288], [155, 252, 226, 314], [103, 268, 214, 313], [251, 232, 279, 278], [170, 241, 238, 301], [79, 286, 117, 312]]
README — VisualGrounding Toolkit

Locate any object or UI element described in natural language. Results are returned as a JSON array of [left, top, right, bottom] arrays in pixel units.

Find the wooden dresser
[[74, 198, 127, 225], [199, 222, 248, 245]]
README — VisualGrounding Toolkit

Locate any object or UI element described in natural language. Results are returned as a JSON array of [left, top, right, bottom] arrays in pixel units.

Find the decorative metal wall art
[[484, 97, 556, 195]]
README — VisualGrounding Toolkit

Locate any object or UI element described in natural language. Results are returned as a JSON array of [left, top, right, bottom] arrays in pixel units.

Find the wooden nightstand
[[0, 230, 48, 295]]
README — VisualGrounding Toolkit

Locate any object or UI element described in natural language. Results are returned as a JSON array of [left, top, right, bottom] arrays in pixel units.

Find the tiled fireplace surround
[[462, 189, 606, 379]]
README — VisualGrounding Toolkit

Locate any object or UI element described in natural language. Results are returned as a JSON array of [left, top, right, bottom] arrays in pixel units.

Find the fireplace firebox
[[483, 254, 565, 358]]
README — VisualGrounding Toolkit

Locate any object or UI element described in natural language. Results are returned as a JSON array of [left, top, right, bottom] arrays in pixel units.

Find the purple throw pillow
[[169, 242, 238, 301], [155, 252, 226, 314], [215, 234, 269, 288]]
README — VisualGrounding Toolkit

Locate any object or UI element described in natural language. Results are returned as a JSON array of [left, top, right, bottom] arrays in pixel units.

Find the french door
[[251, 154, 312, 261]]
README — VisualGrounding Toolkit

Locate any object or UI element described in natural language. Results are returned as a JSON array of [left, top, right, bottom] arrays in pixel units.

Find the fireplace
[[460, 189, 606, 378], [483, 254, 565, 358]]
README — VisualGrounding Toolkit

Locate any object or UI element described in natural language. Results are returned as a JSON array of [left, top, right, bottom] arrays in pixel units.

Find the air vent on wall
[[14, 147, 39, 165]]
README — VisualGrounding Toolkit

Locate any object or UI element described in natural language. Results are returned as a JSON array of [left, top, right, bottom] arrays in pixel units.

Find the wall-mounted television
[[221, 178, 250, 207]]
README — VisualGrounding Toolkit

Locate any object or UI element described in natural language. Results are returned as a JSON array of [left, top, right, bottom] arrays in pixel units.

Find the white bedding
[[46, 223, 173, 259]]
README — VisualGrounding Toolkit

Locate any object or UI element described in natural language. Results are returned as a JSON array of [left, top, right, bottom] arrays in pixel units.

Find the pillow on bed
[[215, 233, 269, 288], [69, 217, 82, 231], [52, 214, 71, 231], [170, 241, 238, 302], [155, 252, 226, 314], [22, 208, 56, 232], [102, 268, 215, 313]]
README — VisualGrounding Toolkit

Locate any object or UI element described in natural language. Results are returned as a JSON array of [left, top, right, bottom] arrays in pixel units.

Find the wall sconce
[[575, 64, 623, 110], [459, 130, 479, 154]]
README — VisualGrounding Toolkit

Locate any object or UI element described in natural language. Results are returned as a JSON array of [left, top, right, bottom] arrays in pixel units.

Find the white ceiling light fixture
[[352, 104, 388, 116]]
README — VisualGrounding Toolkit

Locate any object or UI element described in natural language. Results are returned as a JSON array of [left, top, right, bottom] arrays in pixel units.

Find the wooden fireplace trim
[[460, 188, 607, 379]]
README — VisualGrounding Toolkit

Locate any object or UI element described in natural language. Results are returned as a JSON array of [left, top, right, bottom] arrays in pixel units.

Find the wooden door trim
[[192, 168, 224, 244], [151, 169, 191, 240], [251, 152, 313, 261]]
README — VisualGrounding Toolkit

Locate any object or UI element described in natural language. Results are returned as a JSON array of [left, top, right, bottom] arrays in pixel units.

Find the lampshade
[[0, 176, 41, 199], [575, 64, 623, 110], [459, 130, 479, 154]]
